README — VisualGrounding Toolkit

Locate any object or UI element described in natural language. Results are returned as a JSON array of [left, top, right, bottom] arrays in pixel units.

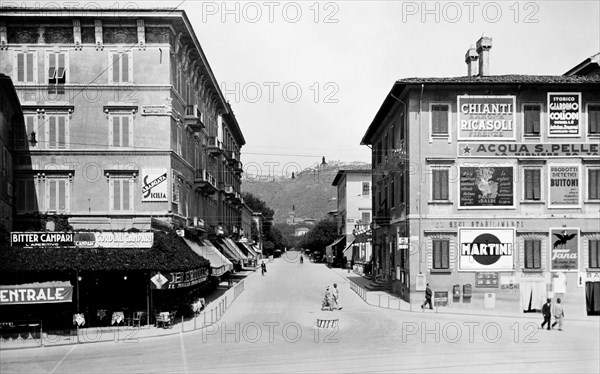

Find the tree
[[299, 220, 338, 251], [243, 192, 278, 255]]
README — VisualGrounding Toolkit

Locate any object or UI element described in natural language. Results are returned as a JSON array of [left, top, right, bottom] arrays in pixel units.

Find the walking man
[[552, 298, 564, 331], [541, 298, 552, 330], [421, 283, 433, 310], [331, 283, 342, 310], [261, 262, 267, 276]]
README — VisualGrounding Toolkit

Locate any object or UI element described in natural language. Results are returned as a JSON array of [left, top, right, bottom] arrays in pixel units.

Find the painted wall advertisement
[[11, 231, 154, 248], [459, 229, 515, 272], [550, 228, 579, 272], [457, 142, 598, 158], [457, 95, 516, 140], [459, 166, 514, 208], [0, 282, 74, 305], [548, 164, 581, 208], [548, 92, 581, 137], [142, 169, 168, 202]]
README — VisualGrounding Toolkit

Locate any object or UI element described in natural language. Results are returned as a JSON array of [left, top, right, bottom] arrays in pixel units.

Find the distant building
[[294, 227, 309, 236], [361, 36, 600, 316]]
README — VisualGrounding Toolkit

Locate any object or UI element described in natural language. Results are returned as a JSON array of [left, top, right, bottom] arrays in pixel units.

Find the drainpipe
[[418, 84, 424, 274]]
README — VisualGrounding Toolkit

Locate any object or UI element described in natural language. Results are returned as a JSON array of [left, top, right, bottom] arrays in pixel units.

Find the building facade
[[362, 37, 600, 316], [0, 8, 245, 235], [331, 166, 373, 272]]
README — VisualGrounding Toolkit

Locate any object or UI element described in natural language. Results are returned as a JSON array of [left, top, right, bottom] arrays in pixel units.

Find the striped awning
[[183, 238, 233, 277]]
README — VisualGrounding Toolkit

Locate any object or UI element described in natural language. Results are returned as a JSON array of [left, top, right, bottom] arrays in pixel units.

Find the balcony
[[207, 137, 223, 156], [184, 105, 204, 132], [194, 169, 218, 195], [225, 150, 238, 164], [231, 191, 243, 204], [222, 185, 235, 196]]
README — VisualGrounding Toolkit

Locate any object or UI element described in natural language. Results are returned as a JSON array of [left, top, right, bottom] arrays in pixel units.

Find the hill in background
[[242, 161, 369, 223]]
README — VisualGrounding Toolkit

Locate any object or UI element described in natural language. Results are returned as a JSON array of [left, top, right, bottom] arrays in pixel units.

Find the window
[[46, 177, 70, 212], [589, 168, 600, 200], [433, 240, 449, 269], [361, 212, 370, 224], [15, 52, 37, 83], [431, 104, 449, 136], [589, 104, 600, 135], [177, 125, 183, 156], [524, 104, 541, 136], [362, 182, 370, 196], [384, 134, 389, 159], [398, 173, 405, 204], [16, 178, 37, 212], [524, 168, 541, 200], [46, 114, 69, 149], [110, 176, 134, 212], [524, 240, 541, 269], [109, 114, 133, 147], [432, 169, 449, 200], [17, 114, 37, 148], [376, 141, 382, 165], [589, 240, 600, 269], [47, 51, 67, 94], [390, 178, 395, 207], [109, 52, 132, 83]]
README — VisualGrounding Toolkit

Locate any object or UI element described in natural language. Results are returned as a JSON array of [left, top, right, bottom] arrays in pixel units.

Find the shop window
[[15, 52, 37, 83], [46, 114, 69, 149], [109, 113, 133, 147], [46, 176, 70, 212], [524, 168, 541, 201], [524, 240, 542, 269], [588, 104, 600, 135], [589, 168, 600, 200], [110, 176, 134, 212], [524, 104, 541, 136], [362, 182, 370, 196], [432, 168, 449, 201], [431, 104, 449, 136], [589, 240, 600, 269], [109, 52, 132, 84], [433, 239, 449, 269]]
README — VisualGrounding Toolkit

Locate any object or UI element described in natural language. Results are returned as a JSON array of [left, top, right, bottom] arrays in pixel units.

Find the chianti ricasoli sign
[[457, 95, 516, 140]]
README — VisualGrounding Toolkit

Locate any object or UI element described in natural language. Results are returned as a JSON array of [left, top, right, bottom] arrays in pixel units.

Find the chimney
[[465, 45, 478, 76], [476, 34, 492, 76]]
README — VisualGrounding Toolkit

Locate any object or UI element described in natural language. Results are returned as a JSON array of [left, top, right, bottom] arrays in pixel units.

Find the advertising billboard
[[457, 95, 516, 140], [548, 164, 581, 208], [459, 228, 515, 271], [548, 92, 581, 137], [459, 166, 514, 209], [550, 228, 579, 272], [141, 169, 168, 202]]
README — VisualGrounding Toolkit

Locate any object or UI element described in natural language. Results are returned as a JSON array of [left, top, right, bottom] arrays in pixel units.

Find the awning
[[222, 238, 249, 261], [0, 281, 73, 305], [251, 245, 262, 257], [183, 238, 233, 277], [342, 236, 356, 259], [326, 236, 345, 250], [235, 242, 258, 258], [210, 240, 240, 262]]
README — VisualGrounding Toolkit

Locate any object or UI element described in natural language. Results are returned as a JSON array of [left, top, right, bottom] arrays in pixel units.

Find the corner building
[[362, 38, 600, 316], [0, 8, 246, 234]]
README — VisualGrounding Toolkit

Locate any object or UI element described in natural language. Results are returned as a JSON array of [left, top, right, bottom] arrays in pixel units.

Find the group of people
[[541, 297, 565, 331], [321, 283, 342, 311]]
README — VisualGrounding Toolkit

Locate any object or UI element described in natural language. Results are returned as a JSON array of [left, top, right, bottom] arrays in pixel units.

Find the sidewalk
[[0, 277, 249, 350], [329, 267, 598, 322]]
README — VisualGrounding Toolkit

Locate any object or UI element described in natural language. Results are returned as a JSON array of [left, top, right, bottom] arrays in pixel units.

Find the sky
[[7, 0, 600, 179]]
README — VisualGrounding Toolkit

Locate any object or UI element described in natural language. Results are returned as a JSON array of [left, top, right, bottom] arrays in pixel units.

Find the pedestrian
[[261, 262, 267, 276], [331, 283, 342, 310], [552, 298, 564, 331], [322, 286, 332, 311], [421, 283, 433, 310], [541, 298, 552, 330]]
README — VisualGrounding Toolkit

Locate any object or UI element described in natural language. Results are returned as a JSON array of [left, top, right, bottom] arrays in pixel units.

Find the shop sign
[[150, 272, 169, 289], [142, 169, 168, 202], [459, 166, 514, 209], [459, 229, 514, 271], [578, 272, 600, 287], [548, 93, 581, 137], [548, 164, 581, 208], [516, 272, 549, 283], [0, 283, 73, 305], [11, 232, 74, 247], [141, 105, 171, 116], [475, 272, 499, 288], [457, 95, 516, 140], [458, 142, 598, 158], [550, 228, 579, 272], [434, 291, 449, 307], [165, 268, 209, 289], [12, 231, 154, 248]]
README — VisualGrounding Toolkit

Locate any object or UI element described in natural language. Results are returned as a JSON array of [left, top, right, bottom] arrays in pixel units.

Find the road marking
[[50, 344, 77, 374], [179, 332, 189, 374]]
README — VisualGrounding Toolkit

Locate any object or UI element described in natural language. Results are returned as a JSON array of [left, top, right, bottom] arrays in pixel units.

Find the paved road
[[2, 257, 599, 373]]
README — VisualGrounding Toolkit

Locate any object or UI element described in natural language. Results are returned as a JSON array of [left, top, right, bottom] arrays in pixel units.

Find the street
[[2, 257, 599, 373]]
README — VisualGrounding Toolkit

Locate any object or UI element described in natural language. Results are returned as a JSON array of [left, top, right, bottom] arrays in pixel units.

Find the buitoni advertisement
[[548, 164, 581, 208]]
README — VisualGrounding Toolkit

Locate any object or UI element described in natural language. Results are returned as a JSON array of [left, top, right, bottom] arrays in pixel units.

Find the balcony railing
[[222, 185, 234, 196], [184, 105, 204, 132], [207, 137, 223, 155], [194, 169, 218, 195], [225, 150, 238, 163]]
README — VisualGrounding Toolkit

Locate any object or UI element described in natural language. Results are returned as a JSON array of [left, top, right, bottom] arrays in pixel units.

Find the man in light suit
[[541, 298, 552, 330], [552, 298, 564, 331]]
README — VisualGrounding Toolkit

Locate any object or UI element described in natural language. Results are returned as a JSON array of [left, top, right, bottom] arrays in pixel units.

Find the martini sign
[[459, 228, 514, 271]]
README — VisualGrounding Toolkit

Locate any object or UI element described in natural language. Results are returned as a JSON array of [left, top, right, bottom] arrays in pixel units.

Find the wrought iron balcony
[[184, 105, 204, 132], [207, 136, 223, 155], [194, 169, 218, 195]]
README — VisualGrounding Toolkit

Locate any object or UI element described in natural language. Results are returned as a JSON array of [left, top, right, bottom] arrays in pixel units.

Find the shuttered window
[[109, 114, 132, 147], [433, 240, 449, 269], [524, 168, 541, 200], [432, 169, 449, 200], [431, 105, 449, 135], [16, 179, 37, 212], [524, 104, 541, 135], [110, 177, 133, 211], [47, 115, 68, 149], [47, 178, 69, 212], [589, 169, 600, 200], [589, 240, 600, 269], [524, 240, 541, 269], [110, 52, 132, 83], [588, 104, 600, 135], [16, 52, 36, 83]]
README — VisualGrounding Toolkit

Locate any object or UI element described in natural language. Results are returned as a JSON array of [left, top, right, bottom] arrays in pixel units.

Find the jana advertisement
[[548, 93, 581, 137], [142, 169, 168, 202], [459, 166, 514, 209], [459, 228, 515, 272], [550, 228, 579, 272], [11, 231, 154, 248], [548, 164, 581, 208], [457, 95, 516, 140]]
